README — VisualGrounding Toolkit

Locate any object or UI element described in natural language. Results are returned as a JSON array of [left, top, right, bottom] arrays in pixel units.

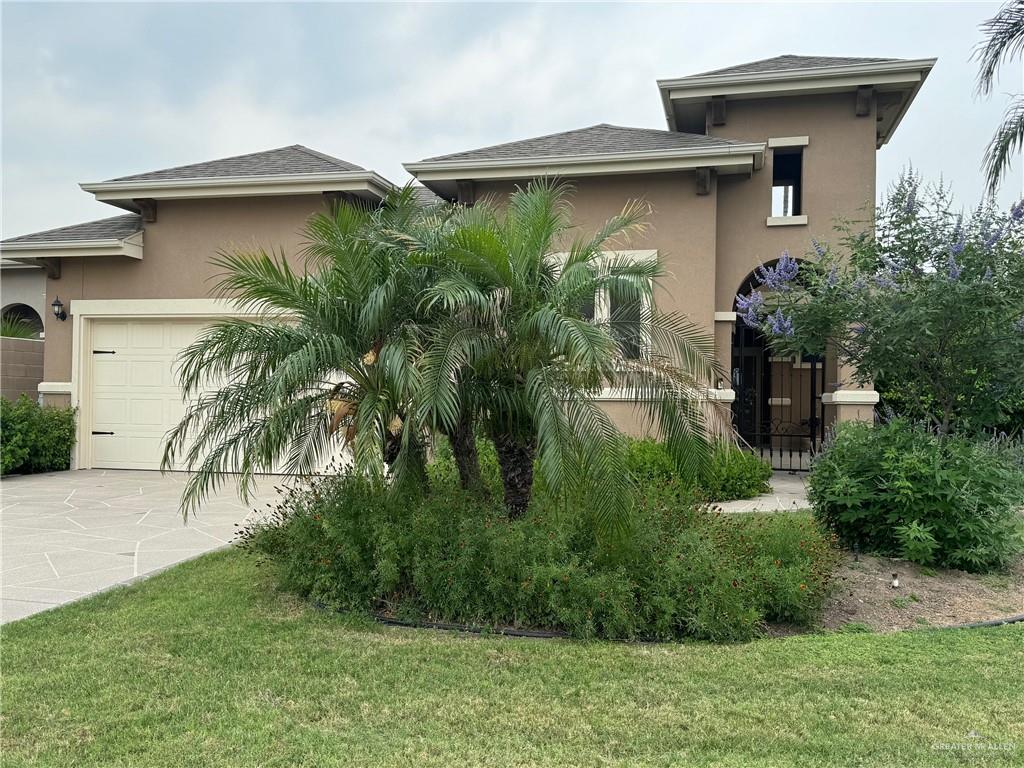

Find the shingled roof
[[682, 55, 902, 79], [105, 145, 363, 183], [421, 123, 753, 163], [2, 214, 142, 245]]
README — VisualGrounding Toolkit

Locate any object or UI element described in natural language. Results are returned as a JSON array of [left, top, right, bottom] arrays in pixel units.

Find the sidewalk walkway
[[713, 472, 809, 513]]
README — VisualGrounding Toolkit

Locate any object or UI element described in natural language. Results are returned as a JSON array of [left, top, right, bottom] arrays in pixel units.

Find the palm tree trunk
[[446, 413, 483, 492], [493, 433, 535, 518]]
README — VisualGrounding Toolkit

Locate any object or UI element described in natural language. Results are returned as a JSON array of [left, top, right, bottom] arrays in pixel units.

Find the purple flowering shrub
[[738, 171, 1024, 434]]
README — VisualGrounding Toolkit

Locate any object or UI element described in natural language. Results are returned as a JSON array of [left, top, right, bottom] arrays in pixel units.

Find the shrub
[[748, 174, 1024, 435], [242, 469, 838, 643], [0, 396, 76, 475], [808, 420, 1024, 573], [625, 438, 771, 502]]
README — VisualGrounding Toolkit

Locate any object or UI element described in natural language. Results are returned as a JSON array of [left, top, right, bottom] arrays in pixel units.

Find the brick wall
[[1, 337, 44, 401]]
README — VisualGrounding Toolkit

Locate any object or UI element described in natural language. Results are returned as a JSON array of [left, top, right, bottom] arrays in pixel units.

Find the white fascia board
[[405, 144, 765, 182], [70, 298, 264, 318], [0, 236, 143, 260], [657, 59, 936, 99], [38, 381, 72, 394], [714, 311, 737, 322], [80, 171, 397, 202]]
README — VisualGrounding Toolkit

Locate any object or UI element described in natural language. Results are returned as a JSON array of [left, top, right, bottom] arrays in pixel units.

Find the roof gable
[[105, 145, 363, 183]]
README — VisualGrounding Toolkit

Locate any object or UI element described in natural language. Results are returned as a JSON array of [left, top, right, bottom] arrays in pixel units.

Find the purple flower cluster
[[812, 239, 827, 258], [755, 251, 800, 291], [767, 308, 795, 338], [1015, 316, 1024, 334], [1012, 200, 1024, 222], [874, 272, 897, 290], [947, 252, 962, 282], [826, 263, 840, 287], [736, 290, 764, 328], [904, 186, 918, 215], [984, 225, 1004, 250]]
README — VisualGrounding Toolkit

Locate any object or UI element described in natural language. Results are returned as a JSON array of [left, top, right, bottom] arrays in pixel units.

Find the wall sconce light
[[51, 296, 67, 321]]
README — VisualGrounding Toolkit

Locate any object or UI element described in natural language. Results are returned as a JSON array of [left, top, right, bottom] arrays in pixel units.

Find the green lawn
[[3, 551, 1022, 767]]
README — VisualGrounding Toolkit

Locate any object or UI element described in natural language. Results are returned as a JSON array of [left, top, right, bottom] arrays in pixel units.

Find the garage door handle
[[92, 350, 116, 355], [91, 431, 115, 435]]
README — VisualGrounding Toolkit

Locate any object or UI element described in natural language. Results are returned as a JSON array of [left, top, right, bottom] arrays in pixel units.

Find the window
[[607, 273, 645, 360], [771, 147, 803, 217], [550, 250, 655, 361]]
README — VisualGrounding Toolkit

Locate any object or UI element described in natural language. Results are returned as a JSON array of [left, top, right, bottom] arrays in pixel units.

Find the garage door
[[89, 318, 213, 470]]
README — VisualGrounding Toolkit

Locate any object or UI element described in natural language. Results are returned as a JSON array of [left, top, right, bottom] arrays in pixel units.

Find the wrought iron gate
[[731, 321, 825, 471]]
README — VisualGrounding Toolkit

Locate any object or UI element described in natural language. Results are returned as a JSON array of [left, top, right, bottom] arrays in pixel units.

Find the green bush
[[243, 469, 838, 643], [625, 439, 772, 502], [0, 396, 76, 475], [808, 420, 1024, 573]]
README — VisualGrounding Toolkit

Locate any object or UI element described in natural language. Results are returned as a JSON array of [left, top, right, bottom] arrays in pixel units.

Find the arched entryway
[[731, 265, 825, 471]]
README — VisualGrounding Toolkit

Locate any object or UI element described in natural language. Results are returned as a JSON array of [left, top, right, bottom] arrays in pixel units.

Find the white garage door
[[88, 318, 213, 470]]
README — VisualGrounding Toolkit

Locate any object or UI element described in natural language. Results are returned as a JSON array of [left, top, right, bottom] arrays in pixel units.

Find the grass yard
[[2, 550, 1022, 767]]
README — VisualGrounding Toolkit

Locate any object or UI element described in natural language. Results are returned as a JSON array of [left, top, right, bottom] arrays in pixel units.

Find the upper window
[[771, 147, 803, 217]]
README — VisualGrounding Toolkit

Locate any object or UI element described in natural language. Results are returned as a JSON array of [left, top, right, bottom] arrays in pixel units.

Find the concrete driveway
[[1, 470, 280, 623]]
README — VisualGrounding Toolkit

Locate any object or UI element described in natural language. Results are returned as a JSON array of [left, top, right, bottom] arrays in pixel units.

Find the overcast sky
[[2, 1, 1022, 237]]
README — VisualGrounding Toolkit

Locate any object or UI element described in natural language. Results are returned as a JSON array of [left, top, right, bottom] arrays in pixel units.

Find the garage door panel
[[92, 323, 128, 348], [93, 360, 128, 387], [130, 323, 167, 348], [129, 397, 166, 426], [128, 360, 166, 387], [92, 396, 128, 426]]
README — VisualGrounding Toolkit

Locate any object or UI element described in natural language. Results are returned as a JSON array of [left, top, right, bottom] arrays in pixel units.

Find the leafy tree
[[416, 180, 726, 529], [975, 0, 1024, 195], [163, 186, 451, 514], [739, 173, 1024, 434]]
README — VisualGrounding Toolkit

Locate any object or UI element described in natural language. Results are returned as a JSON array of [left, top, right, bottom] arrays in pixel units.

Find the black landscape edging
[[311, 602, 1024, 641], [945, 613, 1024, 629]]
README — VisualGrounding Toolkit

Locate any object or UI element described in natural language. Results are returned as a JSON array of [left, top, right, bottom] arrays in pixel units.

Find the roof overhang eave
[[405, 143, 765, 182], [79, 171, 398, 207], [0, 234, 143, 261], [656, 58, 937, 97]]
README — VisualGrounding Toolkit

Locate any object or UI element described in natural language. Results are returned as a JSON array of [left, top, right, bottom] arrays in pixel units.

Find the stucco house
[[0, 54, 935, 472]]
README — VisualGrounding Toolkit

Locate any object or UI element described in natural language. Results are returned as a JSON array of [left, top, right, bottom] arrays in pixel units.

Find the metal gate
[[731, 321, 825, 471]]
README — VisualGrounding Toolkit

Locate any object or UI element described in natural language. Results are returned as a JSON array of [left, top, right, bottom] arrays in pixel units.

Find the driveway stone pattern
[[1, 470, 279, 623], [713, 472, 810, 513]]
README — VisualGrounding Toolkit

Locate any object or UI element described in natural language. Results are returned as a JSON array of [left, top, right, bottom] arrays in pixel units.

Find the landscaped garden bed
[[823, 553, 1024, 632]]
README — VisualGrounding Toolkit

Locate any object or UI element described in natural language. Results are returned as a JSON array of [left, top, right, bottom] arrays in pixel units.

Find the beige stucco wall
[[712, 92, 877, 314], [1, 266, 47, 324], [476, 172, 720, 332], [43, 194, 329, 384]]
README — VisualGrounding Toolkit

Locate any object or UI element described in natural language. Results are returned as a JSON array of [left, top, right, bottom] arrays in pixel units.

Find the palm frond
[[974, 0, 1024, 95], [983, 98, 1024, 195]]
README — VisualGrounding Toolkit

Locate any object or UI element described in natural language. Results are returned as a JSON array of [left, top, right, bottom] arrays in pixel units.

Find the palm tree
[[416, 179, 726, 532], [162, 186, 448, 515], [976, 0, 1024, 195]]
